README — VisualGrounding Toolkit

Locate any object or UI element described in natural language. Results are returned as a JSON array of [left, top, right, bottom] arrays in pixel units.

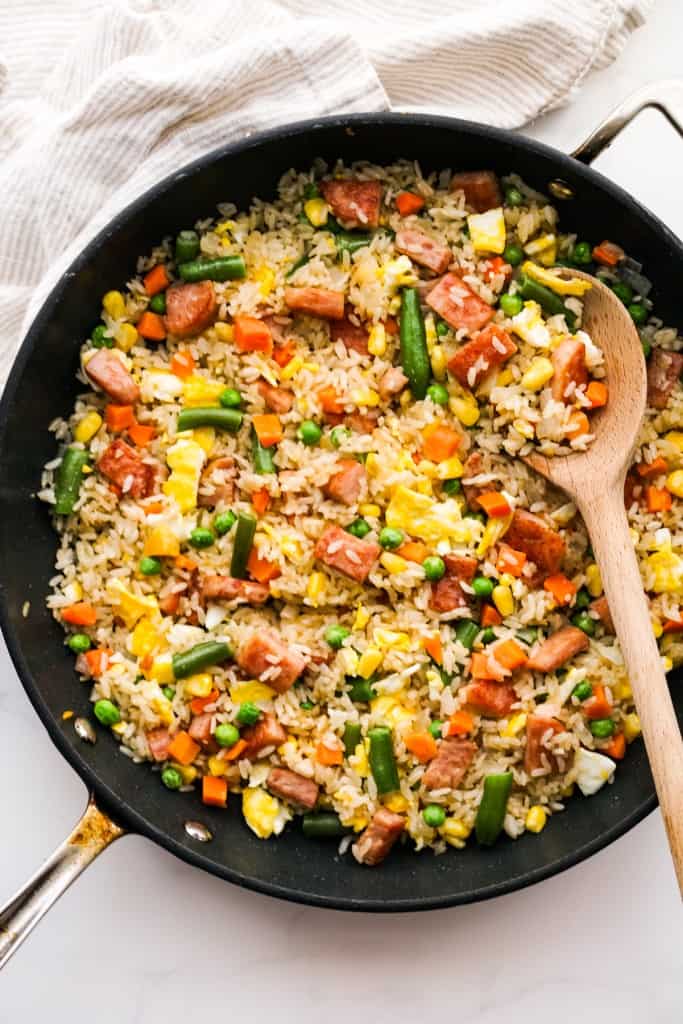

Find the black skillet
[[2, 80, 683, 966]]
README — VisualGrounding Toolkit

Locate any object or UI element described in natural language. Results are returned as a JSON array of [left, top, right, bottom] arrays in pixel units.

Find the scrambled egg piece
[[163, 439, 206, 513], [182, 375, 225, 407], [521, 260, 592, 297], [385, 485, 467, 545], [140, 369, 183, 403], [574, 747, 616, 796], [646, 544, 683, 594], [107, 579, 159, 629], [467, 207, 506, 254], [511, 301, 551, 348], [370, 694, 414, 727], [130, 617, 164, 657], [242, 787, 290, 839]]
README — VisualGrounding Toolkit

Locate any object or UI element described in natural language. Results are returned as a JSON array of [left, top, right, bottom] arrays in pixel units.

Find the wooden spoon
[[525, 269, 683, 895]]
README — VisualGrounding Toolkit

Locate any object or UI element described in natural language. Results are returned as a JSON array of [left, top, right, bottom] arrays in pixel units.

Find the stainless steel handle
[[572, 79, 683, 164], [0, 795, 124, 969]]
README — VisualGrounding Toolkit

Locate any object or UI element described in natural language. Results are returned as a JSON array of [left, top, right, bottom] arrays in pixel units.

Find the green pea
[[442, 478, 462, 496], [426, 382, 449, 405], [499, 293, 523, 318], [93, 699, 120, 726], [472, 575, 494, 599], [162, 686, 175, 701], [572, 680, 593, 702], [189, 527, 214, 549], [215, 723, 240, 748], [455, 619, 479, 650], [628, 302, 648, 325], [219, 387, 242, 409], [505, 187, 524, 207], [149, 293, 167, 314], [214, 510, 236, 535], [423, 804, 446, 828], [574, 588, 591, 610], [423, 556, 446, 581], [503, 243, 523, 266], [429, 720, 443, 740], [236, 701, 261, 726], [324, 625, 351, 650], [436, 319, 449, 337], [571, 611, 596, 637], [139, 556, 163, 576], [346, 517, 371, 539], [303, 182, 320, 199], [300, 700, 315, 711], [641, 337, 652, 359], [611, 281, 633, 305], [91, 324, 114, 349], [348, 678, 376, 703], [590, 718, 615, 738], [297, 420, 322, 446], [571, 241, 592, 265], [379, 527, 403, 550], [481, 627, 496, 644], [330, 426, 351, 448], [161, 766, 183, 790], [67, 633, 91, 654]]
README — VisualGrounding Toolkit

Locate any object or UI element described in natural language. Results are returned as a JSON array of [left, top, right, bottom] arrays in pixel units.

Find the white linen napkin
[[0, 0, 651, 378]]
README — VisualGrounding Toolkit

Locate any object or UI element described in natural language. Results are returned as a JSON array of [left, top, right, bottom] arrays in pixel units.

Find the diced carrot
[[137, 311, 167, 341], [481, 603, 502, 627], [247, 548, 281, 583], [397, 541, 429, 563], [477, 491, 511, 518], [167, 731, 201, 766], [252, 413, 283, 447], [636, 456, 668, 478], [385, 317, 399, 336], [447, 710, 474, 736], [202, 775, 228, 808], [143, 264, 170, 296], [220, 738, 248, 762], [234, 315, 273, 355], [273, 339, 296, 367], [170, 350, 196, 379], [662, 617, 683, 634], [252, 488, 271, 516], [646, 485, 672, 513], [470, 652, 494, 679], [404, 732, 438, 762], [422, 633, 443, 665], [603, 732, 626, 759], [318, 386, 345, 415], [128, 422, 156, 447], [62, 602, 97, 626], [84, 647, 111, 677], [592, 240, 624, 267], [585, 381, 608, 409], [543, 573, 577, 606], [480, 256, 511, 283], [496, 543, 527, 577], [492, 639, 527, 671], [395, 191, 425, 216], [190, 689, 219, 715], [421, 422, 461, 462], [140, 653, 154, 672], [144, 501, 164, 515], [175, 554, 198, 572], [104, 404, 135, 432], [566, 410, 590, 439], [584, 684, 612, 720], [315, 742, 344, 766]]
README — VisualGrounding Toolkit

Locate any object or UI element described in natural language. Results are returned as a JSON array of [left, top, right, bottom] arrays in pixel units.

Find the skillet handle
[[572, 79, 683, 164], [0, 795, 124, 970]]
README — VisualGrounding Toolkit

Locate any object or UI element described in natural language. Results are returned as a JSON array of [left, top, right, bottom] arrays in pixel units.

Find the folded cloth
[[0, 0, 651, 378]]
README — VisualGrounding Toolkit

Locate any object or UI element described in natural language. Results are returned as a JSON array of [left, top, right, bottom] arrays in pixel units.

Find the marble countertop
[[2, 2, 682, 1017]]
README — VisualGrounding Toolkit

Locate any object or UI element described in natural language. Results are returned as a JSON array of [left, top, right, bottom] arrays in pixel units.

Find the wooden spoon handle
[[578, 485, 683, 896]]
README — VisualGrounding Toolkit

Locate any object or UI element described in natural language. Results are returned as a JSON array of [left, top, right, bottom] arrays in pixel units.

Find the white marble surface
[[2, 2, 683, 1017]]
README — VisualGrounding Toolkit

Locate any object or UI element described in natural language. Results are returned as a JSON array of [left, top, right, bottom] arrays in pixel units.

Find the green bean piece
[[517, 272, 576, 329], [348, 678, 376, 703], [302, 813, 349, 839], [455, 619, 479, 650], [574, 588, 591, 610], [149, 293, 167, 314], [336, 232, 373, 257], [252, 427, 276, 474], [628, 302, 648, 325], [286, 253, 310, 279], [55, 447, 89, 516], [172, 640, 233, 680], [176, 407, 243, 433], [641, 337, 652, 359], [175, 229, 200, 264], [475, 772, 513, 846], [178, 256, 246, 283], [230, 513, 257, 579], [368, 726, 400, 794], [399, 287, 431, 400], [480, 627, 496, 644], [303, 182, 320, 200], [343, 722, 362, 757]]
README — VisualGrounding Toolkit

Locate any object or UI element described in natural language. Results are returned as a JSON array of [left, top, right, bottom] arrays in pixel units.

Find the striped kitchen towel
[[0, 0, 651, 377]]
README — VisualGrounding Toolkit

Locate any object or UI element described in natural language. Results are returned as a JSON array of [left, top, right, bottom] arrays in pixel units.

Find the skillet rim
[[0, 109, 671, 911]]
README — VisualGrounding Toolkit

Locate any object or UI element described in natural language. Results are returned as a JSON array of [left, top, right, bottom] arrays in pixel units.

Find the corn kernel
[[666, 470, 683, 497], [374, 628, 410, 650], [182, 375, 224, 407], [623, 712, 642, 742], [501, 712, 527, 737], [353, 604, 370, 630], [449, 396, 480, 426], [306, 571, 326, 606], [102, 290, 126, 320], [440, 817, 471, 844], [208, 755, 228, 777], [349, 743, 369, 777], [339, 647, 360, 676], [584, 563, 603, 598], [65, 581, 83, 602], [368, 323, 387, 356], [652, 619, 663, 639], [359, 503, 381, 518], [254, 264, 276, 296], [399, 389, 412, 408], [214, 322, 234, 342], [115, 321, 138, 353], [183, 673, 213, 698], [74, 411, 103, 444], [663, 655, 673, 672], [425, 312, 437, 351], [149, 655, 174, 684], [281, 355, 303, 381], [383, 792, 409, 813], [492, 584, 514, 617], [350, 387, 380, 407], [191, 427, 215, 455], [664, 430, 683, 452], [357, 646, 383, 679], [215, 219, 235, 235], [525, 805, 547, 833], [304, 197, 329, 227], [365, 453, 380, 476], [521, 356, 554, 391], [436, 455, 463, 480], [512, 418, 535, 439], [111, 721, 127, 736], [381, 552, 408, 575], [430, 344, 447, 380], [302, 361, 319, 372], [130, 617, 162, 658], [151, 695, 173, 725], [173, 762, 198, 784], [612, 680, 633, 701], [496, 368, 514, 387]]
